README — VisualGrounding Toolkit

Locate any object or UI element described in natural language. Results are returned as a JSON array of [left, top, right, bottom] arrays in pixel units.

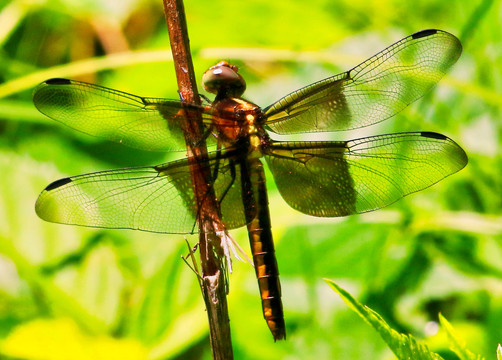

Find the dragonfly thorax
[[211, 95, 268, 154]]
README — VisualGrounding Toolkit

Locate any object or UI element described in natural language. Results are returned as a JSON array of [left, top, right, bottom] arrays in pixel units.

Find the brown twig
[[162, 0, 234, 359]]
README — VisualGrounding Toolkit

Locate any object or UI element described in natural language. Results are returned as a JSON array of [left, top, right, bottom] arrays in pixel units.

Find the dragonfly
[[34, 29, 467, 341]]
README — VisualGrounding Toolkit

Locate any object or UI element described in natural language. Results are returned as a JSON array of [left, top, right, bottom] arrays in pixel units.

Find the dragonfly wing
[[33, 79, 215, 151], [36, 154, 248, 233], [264, 29, 462, 134], [265, 132, 467, 216]]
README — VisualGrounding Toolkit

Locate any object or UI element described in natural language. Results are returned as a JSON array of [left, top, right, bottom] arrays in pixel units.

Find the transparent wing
[[33, 78, 218, 152], [265, 132, 467, 216], [264, 29, 462, 134], [35, 154, 248, 233]]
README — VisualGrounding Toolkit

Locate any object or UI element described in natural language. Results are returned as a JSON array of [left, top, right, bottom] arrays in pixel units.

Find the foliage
[[439, 314, 484, 360], [0, 0, 501, 359], [327, 280, 499, 360], [327, 279, 445, 360]]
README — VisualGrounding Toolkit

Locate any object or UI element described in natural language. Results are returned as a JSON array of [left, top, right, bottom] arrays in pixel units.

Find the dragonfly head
[[202, 61, 246, 98]]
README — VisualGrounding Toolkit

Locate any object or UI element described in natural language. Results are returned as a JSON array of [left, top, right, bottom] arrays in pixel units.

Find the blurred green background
[[0, 0, 501, 359]]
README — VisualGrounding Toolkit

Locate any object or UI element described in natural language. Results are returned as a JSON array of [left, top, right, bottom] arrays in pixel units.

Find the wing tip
[[35, 178, 72, 222], [420, 131, 447, 140], [45, 78, 72, 85], [420, 131, 469, 169], [412, 29, 438, 39], [45, 177, 72, 191], [411, 29, 462, 54]]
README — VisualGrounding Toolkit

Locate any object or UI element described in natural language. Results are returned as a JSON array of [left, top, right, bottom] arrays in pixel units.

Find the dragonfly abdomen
[[240, 157, 286, 341]]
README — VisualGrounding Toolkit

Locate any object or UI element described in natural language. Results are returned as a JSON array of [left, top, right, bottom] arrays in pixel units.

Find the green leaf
[[439, 314, 485, 360], [325, 279, 445, 360]]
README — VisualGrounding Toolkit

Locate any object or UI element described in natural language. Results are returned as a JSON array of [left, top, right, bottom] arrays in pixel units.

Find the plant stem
[[162, 0, 234, 359]]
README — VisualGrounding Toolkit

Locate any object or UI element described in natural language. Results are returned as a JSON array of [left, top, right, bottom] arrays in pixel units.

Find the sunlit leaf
[[439, 314, 485, 360], [325, 279, 445, 360]]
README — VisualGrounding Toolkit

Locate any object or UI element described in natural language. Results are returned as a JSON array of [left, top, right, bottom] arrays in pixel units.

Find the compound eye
[[202, 62, 246, 97]]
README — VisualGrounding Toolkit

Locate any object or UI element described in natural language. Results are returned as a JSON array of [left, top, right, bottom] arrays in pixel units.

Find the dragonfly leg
[[177, 91, 185, 102], [191, 151, 236, 235], [210, 141, 237, 207], [199, 94, 212, 104], [177, 91, 211, 104], [211, 141, 223, 182], [190, 124, 215, 150], [217, 160, 236, 206]]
